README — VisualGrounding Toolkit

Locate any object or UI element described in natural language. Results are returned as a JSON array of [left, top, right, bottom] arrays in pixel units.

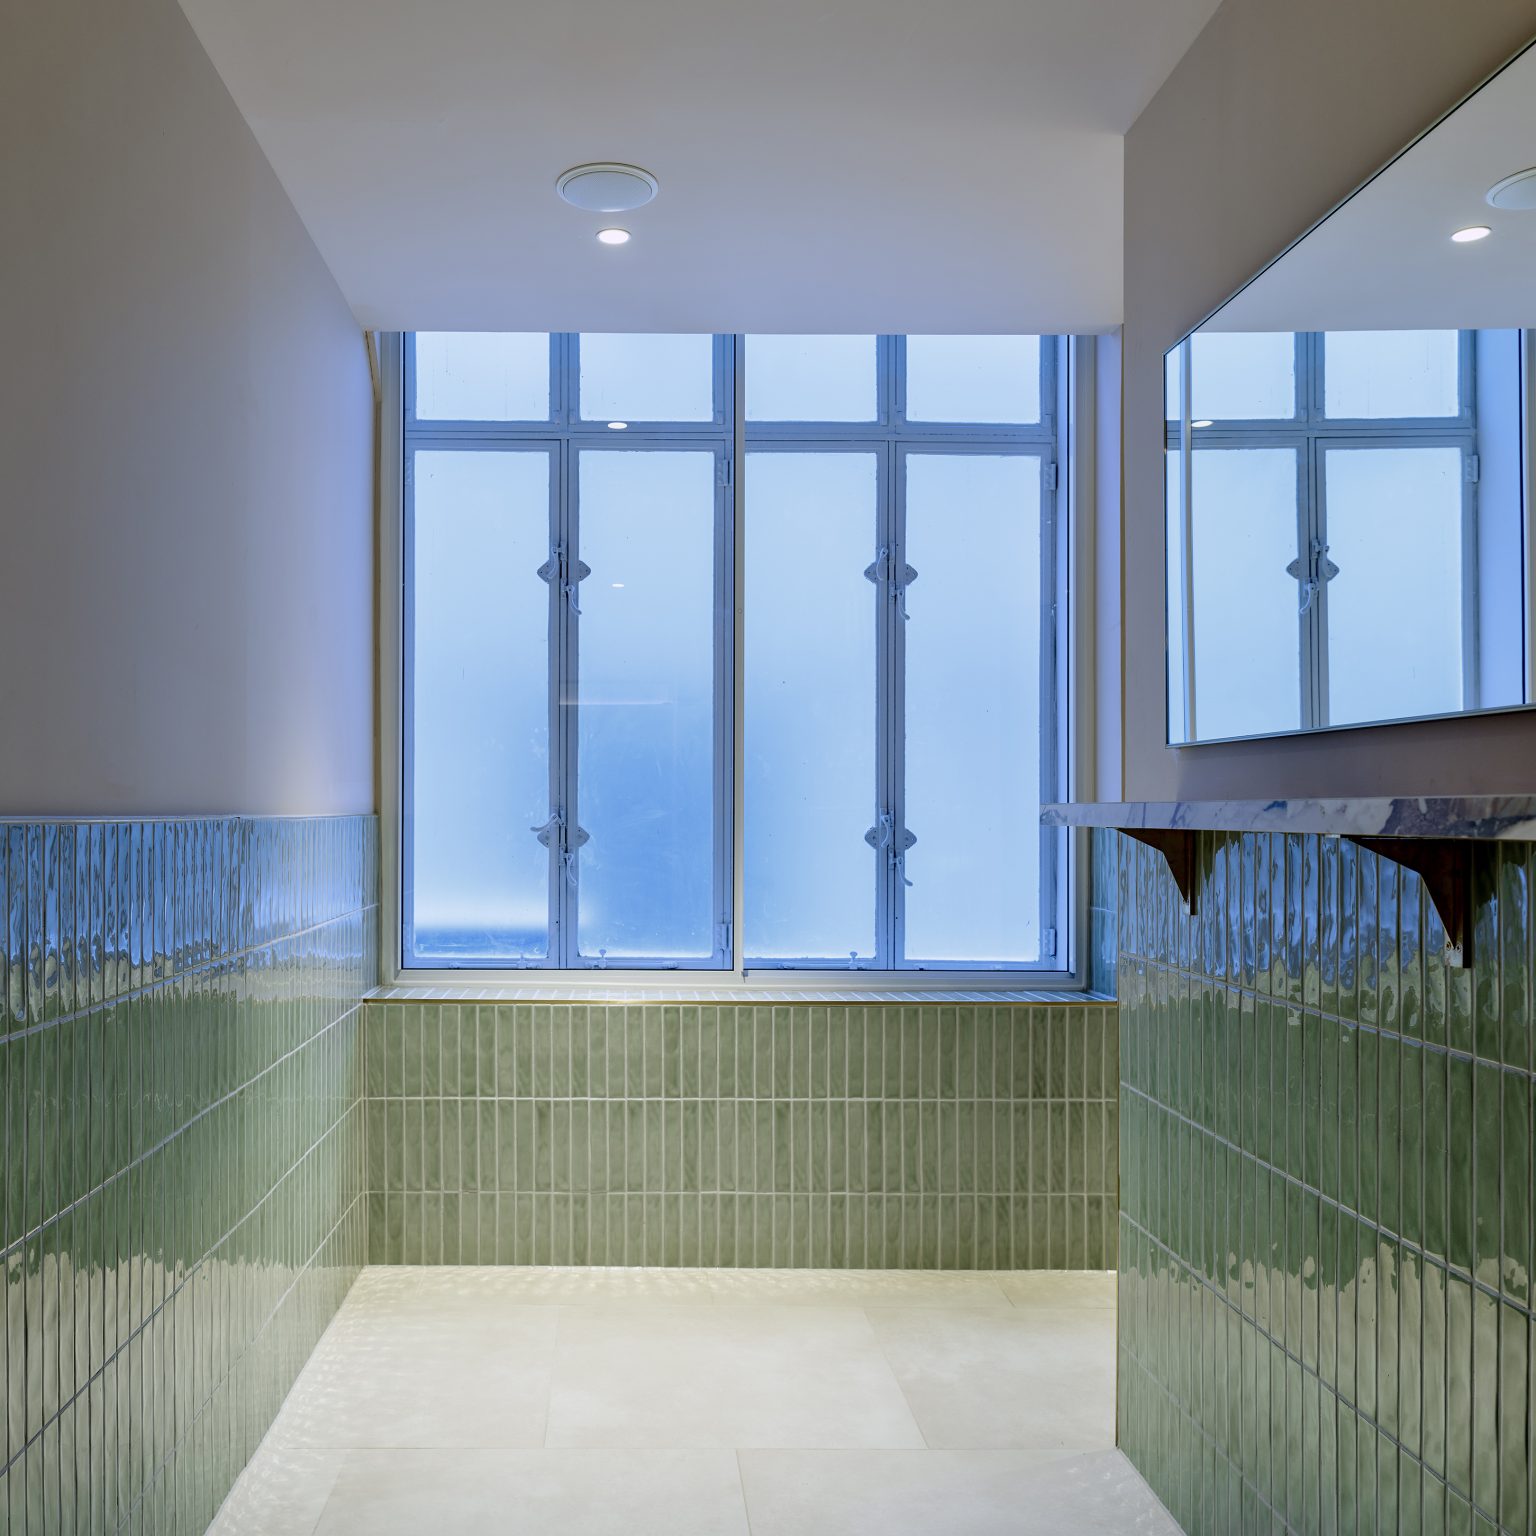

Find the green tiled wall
[[1090, 825, 1121, 996], [1117, 829, 1536, 1535], [365, 1000, 1119, 1269], [0, 816, 377, 1534]]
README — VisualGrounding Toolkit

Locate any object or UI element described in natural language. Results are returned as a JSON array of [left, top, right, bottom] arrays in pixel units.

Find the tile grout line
[[734, 1448, 758, 1536]]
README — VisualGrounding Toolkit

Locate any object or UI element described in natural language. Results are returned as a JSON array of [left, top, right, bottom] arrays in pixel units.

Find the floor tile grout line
[[735, 1448, 758, 1536], [296, 1453, 348, 1536], [541, 1304, 562, 1449], [860, 1301, 934, 1450]]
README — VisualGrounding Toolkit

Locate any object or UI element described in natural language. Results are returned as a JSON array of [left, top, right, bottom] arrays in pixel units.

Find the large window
[[401, 333, 1066, 975]]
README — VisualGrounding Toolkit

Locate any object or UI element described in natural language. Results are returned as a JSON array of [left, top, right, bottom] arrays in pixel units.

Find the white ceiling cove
[[176, 0, 1221, 333]]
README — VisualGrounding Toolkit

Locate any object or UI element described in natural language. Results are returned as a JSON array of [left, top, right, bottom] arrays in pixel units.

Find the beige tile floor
[[208, 1268, 1178, 1536]]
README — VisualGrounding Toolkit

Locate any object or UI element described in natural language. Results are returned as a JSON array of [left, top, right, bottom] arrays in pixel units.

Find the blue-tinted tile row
[[0, 815, 376, 1536], [1116, 829, 1536, 1536], [0, 817, 377, 1034]]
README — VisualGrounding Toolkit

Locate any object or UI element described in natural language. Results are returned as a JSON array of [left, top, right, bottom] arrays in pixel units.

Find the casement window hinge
[[719, 457, 734, 489], [1044, 463, 1059, 492], [1044, 927, 1058, 958], [717, 920, 733, 956], [1466, 454, 1480, 484]]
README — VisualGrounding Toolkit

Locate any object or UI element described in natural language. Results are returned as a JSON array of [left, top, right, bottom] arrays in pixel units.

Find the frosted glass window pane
[[414, 333, 550, 421], [745, 335, 877, 421], [408, 450, 551, 962], [1324, 446, 1464, 726], [577, 451, 718, 958], [1188, 448, 1302, 740], [579, 334, 714, 422], [904, 454, 1039, 963], [905, 336, 1040, 423], [1324, 330, 1461, 418], [745, 453, 878, 961], [1190, 331, 1297, 420]]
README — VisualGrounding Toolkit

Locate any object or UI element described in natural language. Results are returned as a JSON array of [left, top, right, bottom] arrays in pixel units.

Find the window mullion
[[1303, 437, 1327, 730], [884, 439, 905, 970]]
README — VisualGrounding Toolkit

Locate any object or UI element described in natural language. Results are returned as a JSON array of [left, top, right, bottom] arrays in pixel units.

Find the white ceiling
[[1210, 40, 1536, 334], [176, 0, 1223, 333]]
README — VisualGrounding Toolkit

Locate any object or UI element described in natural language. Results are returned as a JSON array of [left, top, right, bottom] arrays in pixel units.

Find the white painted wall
[[1121, 0, 1536, 800], [0, 0, 374, 816]]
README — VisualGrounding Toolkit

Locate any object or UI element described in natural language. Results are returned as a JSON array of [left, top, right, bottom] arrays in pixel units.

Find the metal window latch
[[564, 559, 591, 616], [864, 549, 919, 619], [864, 816, 917, 886], [531, 811, 564, 847], [864, 811, 894, 850], [1285, 538, 1339, 613], [537, 550, 591, 614], [532, 814, 589, 887], [864, 546, 892, 586]]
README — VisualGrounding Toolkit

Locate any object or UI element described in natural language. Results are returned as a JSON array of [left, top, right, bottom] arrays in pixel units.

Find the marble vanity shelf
[[1044, 797, 1536, 968]]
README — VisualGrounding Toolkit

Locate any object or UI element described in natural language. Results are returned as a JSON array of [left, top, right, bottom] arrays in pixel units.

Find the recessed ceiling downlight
[[556, 163, 658, 212], [1487, 167, 1536, 211], [1451, 224, 1492, 243], [596, 228, 631, 246]]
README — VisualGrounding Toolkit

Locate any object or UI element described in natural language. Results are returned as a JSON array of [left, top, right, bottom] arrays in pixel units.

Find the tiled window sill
[[369, 982, 1115, 1006]]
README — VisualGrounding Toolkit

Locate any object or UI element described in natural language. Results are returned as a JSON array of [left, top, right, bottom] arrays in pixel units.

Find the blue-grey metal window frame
[[401, 332, 1068, 975], [1165, 330, 1480, 739], [744, 335, 1062, 971], [402, 333, 736, 969]]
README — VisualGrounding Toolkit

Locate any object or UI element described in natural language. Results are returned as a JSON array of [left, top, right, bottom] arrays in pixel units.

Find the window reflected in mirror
[[1167, 328, 1527, 742], [1164, 35, 1535, 746]]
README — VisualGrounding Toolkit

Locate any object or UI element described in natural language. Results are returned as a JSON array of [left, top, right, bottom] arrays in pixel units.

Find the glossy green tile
[[1116, 830, 1536, 1536]]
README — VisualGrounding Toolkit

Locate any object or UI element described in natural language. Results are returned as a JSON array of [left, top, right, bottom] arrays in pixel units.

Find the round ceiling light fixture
[[1487, 167, 1536, 211], [556, 163, 658, 213], [595, 227, 631, 246], [1450, 224, 1492, 243]]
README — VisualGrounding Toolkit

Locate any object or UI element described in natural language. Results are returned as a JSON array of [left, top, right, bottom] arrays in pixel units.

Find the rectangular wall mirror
[[1165, 41, 1535, 745]]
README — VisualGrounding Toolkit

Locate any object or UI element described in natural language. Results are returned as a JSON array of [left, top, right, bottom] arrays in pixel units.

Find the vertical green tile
[[1446, 1268, 1473, 1499], [1472, 1061, 1502, 1289]]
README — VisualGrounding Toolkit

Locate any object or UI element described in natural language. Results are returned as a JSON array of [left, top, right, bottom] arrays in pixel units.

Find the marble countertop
[[1041, 797, 1536, 840]]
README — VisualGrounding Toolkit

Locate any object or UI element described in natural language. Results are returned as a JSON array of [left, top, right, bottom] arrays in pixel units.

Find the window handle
[[538, 552, 591, 615], [864, 811, 894, 850], [863, 546, 892, 586], [897, 562, 918, 622], [1286, 540, 1338, 614], [532, 814, 588, 887], [531, 811, 564, 848], [564, 558, 592, 617], [566, 824, 590, 887], [864, 816, 916, 885]]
